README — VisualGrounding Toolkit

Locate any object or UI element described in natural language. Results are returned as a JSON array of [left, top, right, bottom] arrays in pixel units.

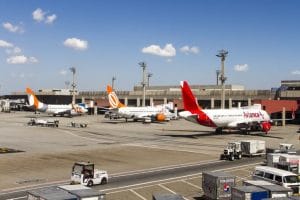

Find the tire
[[101, 178, 107, 185], [229, 153, 235, 161], [238, 153, 242, 159], [87, 180, 93, 187]]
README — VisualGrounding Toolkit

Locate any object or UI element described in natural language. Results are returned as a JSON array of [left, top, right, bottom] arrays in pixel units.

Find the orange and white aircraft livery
[[179, 81, 272, 134], [26, 87, 88, 117], [106, 85, 174, 122]]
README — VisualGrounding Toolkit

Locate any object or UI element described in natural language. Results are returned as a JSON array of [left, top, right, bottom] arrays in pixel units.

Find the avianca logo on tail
[[106, 85, 125, 108]]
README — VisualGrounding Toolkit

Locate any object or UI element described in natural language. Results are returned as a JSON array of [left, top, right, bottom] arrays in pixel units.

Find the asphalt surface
[[0, 157, 263, 200]]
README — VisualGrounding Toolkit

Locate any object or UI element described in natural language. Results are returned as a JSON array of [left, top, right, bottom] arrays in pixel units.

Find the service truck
[[71, 162, 108, 187]]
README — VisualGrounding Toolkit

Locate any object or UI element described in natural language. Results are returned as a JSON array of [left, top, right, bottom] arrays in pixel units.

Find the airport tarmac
[[0, 112, 299, 197]]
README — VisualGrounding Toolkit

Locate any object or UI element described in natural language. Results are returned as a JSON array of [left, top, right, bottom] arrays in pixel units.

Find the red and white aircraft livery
[[179, 81, 272, 134]]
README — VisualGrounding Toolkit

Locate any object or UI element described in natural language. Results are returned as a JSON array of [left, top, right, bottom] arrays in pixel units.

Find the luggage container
[[243, 180, 275, 187], [267, 153, 287, 167], [59, 185, 105, 200], [258, 184, 293, 198], [202, 171, 235, 200], [231, 186, 268, 200], [241, 140, 265, 156], [262, 198, 293, 200], [152, 193, 184, 200], [27, 186, 77, 200]]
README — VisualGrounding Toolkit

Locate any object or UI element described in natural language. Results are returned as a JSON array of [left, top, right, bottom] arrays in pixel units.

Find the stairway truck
[[202, 171, 235, 200], [71, 162, 108, 187], [241, 140, 266, 157]]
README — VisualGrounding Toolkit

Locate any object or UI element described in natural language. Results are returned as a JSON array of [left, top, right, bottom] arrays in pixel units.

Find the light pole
[[139, 62, 147, 107], [216, 50, 228, 109], [69, 67, 76, 105], [112, 76, 116, 90], [147, 73, 153, 87]]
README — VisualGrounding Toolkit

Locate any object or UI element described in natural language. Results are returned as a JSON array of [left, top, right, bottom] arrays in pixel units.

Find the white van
[[253, 166, 300, 194]]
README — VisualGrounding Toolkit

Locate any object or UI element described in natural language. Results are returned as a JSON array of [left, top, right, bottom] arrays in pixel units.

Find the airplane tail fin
[[180, 81, 202, 114], [106, 85, 125, 108], [26, 87, 43, 110]]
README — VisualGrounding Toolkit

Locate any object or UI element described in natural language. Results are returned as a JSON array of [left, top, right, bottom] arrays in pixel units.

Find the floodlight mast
[[139, 62, 147, 107], [69, 67, 76, 105], [147, 73, 153, 87], [216, 50, 228, 109], [112, 76, 116, 90]]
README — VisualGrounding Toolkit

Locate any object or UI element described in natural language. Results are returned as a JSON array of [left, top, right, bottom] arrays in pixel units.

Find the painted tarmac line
[[126, 143, 205, 154], [129, 189, 147, 200], [0, 159, 220, 195], [105, 162, 261, 193], [181, 180, 202, 190], [159, 184, 189, 200], [110, 159, 223, 178]]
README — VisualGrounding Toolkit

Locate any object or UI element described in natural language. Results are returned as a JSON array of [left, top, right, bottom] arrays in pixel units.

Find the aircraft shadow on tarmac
[[160, 129, 283, 139]]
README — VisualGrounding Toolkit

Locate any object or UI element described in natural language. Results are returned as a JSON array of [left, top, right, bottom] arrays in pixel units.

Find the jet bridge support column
[[248, 98, 252, 106], [282, 107, 286, 127], [81, 97, 85, 103], [124, 97, 128, 106], [136, 97, 140, 107], [229, 98, 232, 109], [211, 98, 214, 109], [150, 97, 154, 106], [163, 97, 167, 105]]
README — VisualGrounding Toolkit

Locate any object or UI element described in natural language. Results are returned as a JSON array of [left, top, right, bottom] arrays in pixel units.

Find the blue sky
[[0, 0, 300, 94]]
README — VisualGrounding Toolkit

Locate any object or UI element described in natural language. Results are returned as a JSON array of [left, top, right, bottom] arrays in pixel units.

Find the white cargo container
[[267, 153, 287, 167], [241, 140, 265, 156], [277, 154, 300, 174]]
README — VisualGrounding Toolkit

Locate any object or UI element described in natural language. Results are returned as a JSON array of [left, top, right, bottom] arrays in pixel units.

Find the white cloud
[[32, 8, 57, 24], [0, 40, 13, 48], [142, 44, 176, 57], [3, 22, 24, 33], [60, 69, 67, 75], [63, 38, 88, 50], [180, 45, 199, 54], [7, 55, 38, 64], [45, 14, 57, 24], [291, 70, 300, 75], [234, 64, 249, 72], [32, 8, 46, 22]]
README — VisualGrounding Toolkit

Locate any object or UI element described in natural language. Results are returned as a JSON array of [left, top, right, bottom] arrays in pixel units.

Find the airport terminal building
[[2, 80, 300, 121]]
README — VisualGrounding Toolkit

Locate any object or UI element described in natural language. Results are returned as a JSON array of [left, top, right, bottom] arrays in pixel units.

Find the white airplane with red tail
[[179, 81, 272, 134]]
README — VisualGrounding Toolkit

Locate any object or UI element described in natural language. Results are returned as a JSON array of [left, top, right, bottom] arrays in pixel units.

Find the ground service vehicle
[[220, 142, 242, 161], [253, 166, 300, 194], [71, 162, 108, 187]]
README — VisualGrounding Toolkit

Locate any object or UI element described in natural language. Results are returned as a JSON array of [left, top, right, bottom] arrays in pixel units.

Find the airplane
[[179, 81, 272, 134], [26, 87, 88, 117], [105, 85, 175, 123]]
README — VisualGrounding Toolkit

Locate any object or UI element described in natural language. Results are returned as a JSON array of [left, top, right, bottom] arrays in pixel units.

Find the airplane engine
[[261, 121, 271, 133], [156, 113, 166, 121]]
